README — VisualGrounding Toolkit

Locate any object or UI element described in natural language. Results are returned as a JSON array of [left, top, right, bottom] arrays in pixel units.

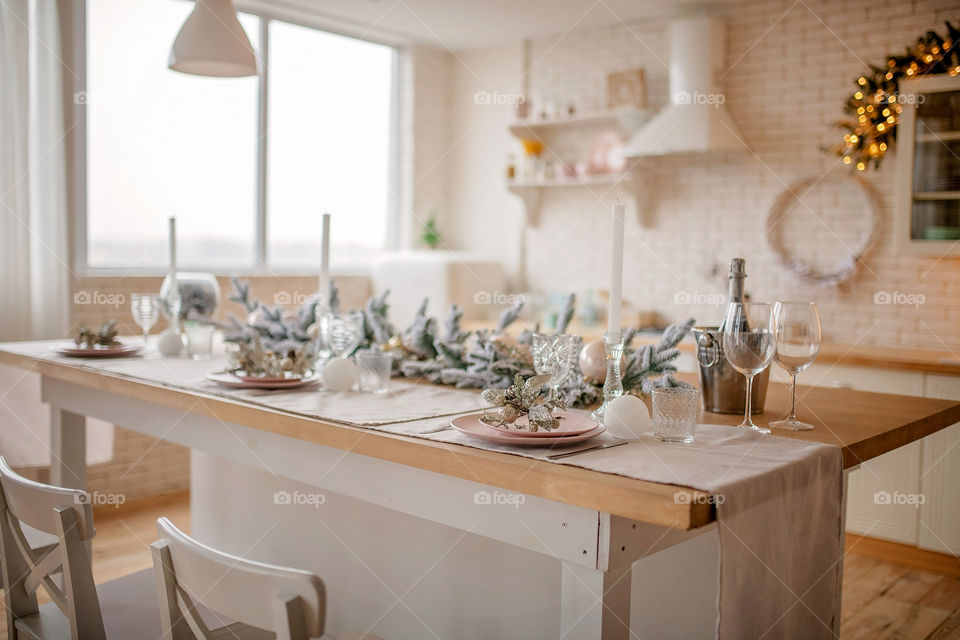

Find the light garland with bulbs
[[832, 21, 960, 171]]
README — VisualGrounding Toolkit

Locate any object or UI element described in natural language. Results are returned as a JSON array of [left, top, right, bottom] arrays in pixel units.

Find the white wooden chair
[[0, 456, 161, 639], [152, 517, 382, 640]]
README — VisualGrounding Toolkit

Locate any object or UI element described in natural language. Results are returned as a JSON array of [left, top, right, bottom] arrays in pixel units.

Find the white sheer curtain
[[0, 0, 113, 467], [1, 0, 69, 340]]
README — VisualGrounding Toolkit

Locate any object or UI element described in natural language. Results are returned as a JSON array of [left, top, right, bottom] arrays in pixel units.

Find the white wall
[[447, 44, 526, 286], [439, 0, 960, 351]]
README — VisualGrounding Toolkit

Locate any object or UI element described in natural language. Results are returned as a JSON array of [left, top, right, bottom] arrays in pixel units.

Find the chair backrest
[[152, 517, 326, 640], [0, 456, 105, 640]]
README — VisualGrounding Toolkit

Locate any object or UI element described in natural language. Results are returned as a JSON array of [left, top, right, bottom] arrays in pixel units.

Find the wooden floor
[[2, 492, 959, 639]]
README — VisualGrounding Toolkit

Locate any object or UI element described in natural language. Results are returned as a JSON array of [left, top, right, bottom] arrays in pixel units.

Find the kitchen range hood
[[623, 15, 747, 158]]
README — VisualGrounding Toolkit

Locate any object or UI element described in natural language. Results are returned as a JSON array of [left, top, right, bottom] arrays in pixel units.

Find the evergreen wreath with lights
[[832, 21, 960, 170]]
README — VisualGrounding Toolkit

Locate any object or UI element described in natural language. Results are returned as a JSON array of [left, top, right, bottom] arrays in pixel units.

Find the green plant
[[420, 211, 442, 249]]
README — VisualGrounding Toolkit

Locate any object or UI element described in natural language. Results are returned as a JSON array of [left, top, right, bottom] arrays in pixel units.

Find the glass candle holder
[[652, 386, 699, 443], [590, 331, 625, 423], [356, 351, 392, 394], [184, 323, 215, 360]]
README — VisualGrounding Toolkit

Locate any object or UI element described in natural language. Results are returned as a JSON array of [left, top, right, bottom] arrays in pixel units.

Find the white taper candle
[[168, 217, 177, 282], [608, 202, 625, 334], [318, 213, 331, 309]]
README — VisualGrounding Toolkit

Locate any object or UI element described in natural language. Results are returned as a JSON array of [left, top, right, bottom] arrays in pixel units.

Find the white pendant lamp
[[169, 0, 258, 77]]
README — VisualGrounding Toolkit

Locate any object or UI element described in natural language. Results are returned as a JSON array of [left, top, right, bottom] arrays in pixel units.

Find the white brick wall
[[486, 0, 960, 350], [403, 46, 455, 248]]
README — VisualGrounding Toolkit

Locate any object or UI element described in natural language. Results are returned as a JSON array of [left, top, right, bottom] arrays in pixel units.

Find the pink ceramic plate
[[55, 343, 141, 358], [451, 413, 606, 446], [206, 372, 320, 390], [487, 411, 599, 438]]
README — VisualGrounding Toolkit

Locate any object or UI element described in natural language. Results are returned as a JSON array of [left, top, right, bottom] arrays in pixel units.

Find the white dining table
[[2, 340, 958, 639]]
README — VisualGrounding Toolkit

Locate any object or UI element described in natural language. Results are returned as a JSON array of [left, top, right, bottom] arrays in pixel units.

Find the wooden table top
[[673, 373, 960, 469], [2, 344, 958, 531]]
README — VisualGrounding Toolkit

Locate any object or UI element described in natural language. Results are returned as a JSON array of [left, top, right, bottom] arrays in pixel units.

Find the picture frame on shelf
[[607, 68, 646, 109]]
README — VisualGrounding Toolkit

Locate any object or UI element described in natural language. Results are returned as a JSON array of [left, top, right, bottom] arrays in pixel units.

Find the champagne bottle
[[718, 258, 747, 333]]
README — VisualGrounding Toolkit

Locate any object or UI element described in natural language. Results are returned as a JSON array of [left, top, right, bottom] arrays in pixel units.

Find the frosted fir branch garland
[[222, 278, 694, 407]]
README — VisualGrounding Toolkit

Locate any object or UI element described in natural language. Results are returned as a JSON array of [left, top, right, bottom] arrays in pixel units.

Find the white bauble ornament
[[603, 395, 651, 439], [322, 358, 358, 392], [246, 308, 268, 327], [157, 330, 184, 357]]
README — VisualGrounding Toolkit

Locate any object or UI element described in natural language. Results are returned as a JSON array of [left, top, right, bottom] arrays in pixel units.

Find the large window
[[82, 0, 396, 271]]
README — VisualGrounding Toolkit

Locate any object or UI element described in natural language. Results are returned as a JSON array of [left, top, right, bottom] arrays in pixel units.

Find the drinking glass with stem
[[325, 312, 364, 359], [531, 334, 579, 406], [770, 301, 821, 430], [130, 294, 160, 356], [721, 302, 776, 433]]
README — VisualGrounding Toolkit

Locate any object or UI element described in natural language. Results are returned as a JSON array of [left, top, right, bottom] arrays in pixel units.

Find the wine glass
[[130, 294, 159, 354], [770, 302, 821, 431], [325, 312, 363, 358], [722, 302, 776, 433], [531, 334, 579, 405]]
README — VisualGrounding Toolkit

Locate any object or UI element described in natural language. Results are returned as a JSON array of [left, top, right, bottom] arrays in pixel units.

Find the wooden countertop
[[2, 344, 958, 531], [673, 373, 960, 469]]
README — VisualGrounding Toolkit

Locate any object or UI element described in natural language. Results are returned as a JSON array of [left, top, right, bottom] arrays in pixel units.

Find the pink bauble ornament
[[579, 339, 607, 382], [579, 339, 626, 383]]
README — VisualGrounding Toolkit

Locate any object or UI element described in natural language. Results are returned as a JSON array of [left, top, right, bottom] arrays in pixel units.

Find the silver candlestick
[[591, 330, 624, 423]]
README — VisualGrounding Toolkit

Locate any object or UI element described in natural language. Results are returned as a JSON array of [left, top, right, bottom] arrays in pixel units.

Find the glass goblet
[[531, 333, 579, 405], [325, 312, 364, 359], [130, 293, 160, 354], [770, 302, 821, 431], [721, 302, 776, 433]]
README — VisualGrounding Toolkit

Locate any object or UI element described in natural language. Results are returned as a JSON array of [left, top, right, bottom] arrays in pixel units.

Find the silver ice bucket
[[693, 326, 769, 414]]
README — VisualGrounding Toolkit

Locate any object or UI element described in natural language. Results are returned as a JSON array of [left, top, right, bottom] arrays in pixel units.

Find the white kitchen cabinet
[[918, 374, 960, 554], [706, 353, 955, 548], [801, 366, 926, 544]]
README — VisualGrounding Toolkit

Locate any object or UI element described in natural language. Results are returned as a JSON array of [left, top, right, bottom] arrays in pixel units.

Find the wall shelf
[[508, 107, 647, 140], [916, 131, 960, 143], [507, 172, 646, 226], [913, 191, 960, 200], [508, 173, 634, 189]]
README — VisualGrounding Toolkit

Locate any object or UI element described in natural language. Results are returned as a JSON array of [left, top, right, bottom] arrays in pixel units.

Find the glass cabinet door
[[909, 89, 960, 242]]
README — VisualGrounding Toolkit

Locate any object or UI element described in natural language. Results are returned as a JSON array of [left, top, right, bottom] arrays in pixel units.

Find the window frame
[[67, 0, 403, 275]]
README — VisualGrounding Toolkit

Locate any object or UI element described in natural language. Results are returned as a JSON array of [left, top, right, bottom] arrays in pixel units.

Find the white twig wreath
[[766, 173, 880, 286]]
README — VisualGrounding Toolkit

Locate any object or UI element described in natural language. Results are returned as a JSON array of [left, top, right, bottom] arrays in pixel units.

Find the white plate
[[451, 413, 606, 446], [206, 371, 321, 390]]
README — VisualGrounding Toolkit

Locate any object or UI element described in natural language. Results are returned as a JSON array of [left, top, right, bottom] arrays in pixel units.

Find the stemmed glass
[[722, 303, 776, 433], [130, 294, 160, 356], [325, 312, 364, 359], [531, 333, 579, 406], [770, 302, 821, 431]]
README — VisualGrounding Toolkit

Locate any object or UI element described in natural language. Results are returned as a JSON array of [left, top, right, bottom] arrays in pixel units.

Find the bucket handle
[[696, 333, 720, 368]]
